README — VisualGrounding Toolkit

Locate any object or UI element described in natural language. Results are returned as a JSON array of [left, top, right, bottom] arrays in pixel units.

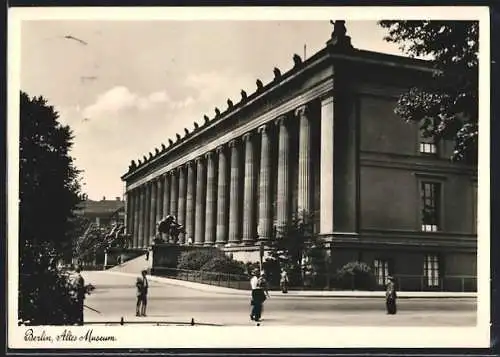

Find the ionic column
[[177, 166, 187, 244], [163, 174, 170, 216], [125, 191, 131, 235], [257, 124, 272, 241], [169, 170, 178, 220], [296, 105, 312, 218], [162, 173, 170, 241], [156, 177, 164, 226], [216, 146, 229, 244], [276, 115, 290, 233], [127, 190, 134, 247], [133, 188, 140, 248], [228, 139, 241, 243], [139, 185, 147, 248], [144, 182, 152, 247], [194, 157, 206, 245], [242, 132, 256, 244], [320, 94, 334, 234], [204, 151, 217, 245], [125, 191, 131, 248], [185, 161, 196, 244], [149, 180, 157, 245]]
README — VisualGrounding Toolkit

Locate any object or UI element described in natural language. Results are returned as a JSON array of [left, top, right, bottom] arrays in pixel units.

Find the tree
[[268, 211, 325, 286], [378, 21, 478, 165], [19, 91, 82, 250], [19, 92, 83, 325]]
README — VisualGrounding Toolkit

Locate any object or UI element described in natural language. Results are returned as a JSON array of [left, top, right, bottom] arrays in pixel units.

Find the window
[[420, 142, 437, 155], [419, 118, 438, 156], [421, 181, 441, 232], [424, 254, 440, 288], [374, 259, 390, 286]]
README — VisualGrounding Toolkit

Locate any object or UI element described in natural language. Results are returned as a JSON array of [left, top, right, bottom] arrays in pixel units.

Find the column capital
[[275, 115, 288, 126], [205, 151, 214, 160], [185, 160, 194, 169], [320, 91, 335, 105], [258, 123, 270, 134], [295, 104, 310, 118], [216, 145, 225, 154], [195, 156, 204, 164], [228, 139, 238, 148], [242, 132, 253, 142]]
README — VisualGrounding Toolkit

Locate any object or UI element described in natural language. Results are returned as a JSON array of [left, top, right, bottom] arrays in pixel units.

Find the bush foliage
[[19, 242, 77, 325], [335, 261, 376, 290]]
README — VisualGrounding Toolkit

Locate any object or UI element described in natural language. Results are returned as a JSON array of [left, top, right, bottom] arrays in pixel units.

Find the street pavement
[[82, 271, 476, 327]]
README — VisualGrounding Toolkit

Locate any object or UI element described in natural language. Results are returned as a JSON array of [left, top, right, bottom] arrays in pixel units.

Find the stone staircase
[[109, 253, 150, 274]]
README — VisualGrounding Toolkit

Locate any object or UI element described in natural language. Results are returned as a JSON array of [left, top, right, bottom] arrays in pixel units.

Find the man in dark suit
[[385, 276, 397, 315], [136, 269, 149, 317]]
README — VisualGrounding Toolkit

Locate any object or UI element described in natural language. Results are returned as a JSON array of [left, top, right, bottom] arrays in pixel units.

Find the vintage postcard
[[7, 6, 490, 349]]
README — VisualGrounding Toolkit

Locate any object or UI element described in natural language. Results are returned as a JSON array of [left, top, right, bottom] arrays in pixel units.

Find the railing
[[150, 268, 477, 292], [392, 275, 477, 293]]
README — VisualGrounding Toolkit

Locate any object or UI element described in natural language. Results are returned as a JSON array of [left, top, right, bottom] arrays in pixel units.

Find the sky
[[20, 20, 403, 201]]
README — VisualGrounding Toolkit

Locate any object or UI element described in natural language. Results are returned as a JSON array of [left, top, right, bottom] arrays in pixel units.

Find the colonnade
[[125, 94, 335, 249]]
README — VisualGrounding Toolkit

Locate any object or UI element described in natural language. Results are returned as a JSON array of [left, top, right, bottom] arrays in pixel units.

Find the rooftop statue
[[256, 79, 264, 91], [176, 133, 181, 141], [184, 128, 190, 135], [143, 155, 147, 162], [149, 152, 153, 159], [328, 20, 353, 49], [161, 143, 166, 151], [227, 99, 233, 108], [215, 107, 221, 116], [293, 54, 302, 66], [241, 90, 248, 100], [194, 122, 199, 129], [204, 115, 210, 123], [273, 67, 281, 80], [155, 148, 160, 155], [168, 139, 174, 146]]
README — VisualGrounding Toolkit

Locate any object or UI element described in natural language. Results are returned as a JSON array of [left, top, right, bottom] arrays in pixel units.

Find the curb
[[91, 271, 477, 299]]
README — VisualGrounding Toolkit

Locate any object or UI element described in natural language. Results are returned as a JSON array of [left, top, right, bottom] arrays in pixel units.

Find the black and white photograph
[[7, 6, 490, 349]]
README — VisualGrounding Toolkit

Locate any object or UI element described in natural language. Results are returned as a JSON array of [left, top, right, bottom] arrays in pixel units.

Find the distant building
[[75, 196, 125, 227], [121, 22, 477, 291]]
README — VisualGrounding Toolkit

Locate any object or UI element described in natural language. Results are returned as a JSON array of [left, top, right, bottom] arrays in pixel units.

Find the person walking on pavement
[[136, 269, 149, 317], [385, 275, 397, 315], [250, 269, 270, 322], [280, 268, 289, 293]]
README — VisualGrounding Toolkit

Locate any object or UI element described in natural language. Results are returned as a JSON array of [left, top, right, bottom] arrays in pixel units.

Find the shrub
[[176, 248, 225, 271], [201, 255, 246, 276], [335, 261, 375, 291], [19, 241, 77, 325]]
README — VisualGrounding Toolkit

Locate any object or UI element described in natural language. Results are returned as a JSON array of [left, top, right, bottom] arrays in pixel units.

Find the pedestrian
[[71, 265, 86, 325], [280, 268, 289, 293], [250, 269, 269, 322], [385, 275, 397, 315], [136, 269, 149, 317]]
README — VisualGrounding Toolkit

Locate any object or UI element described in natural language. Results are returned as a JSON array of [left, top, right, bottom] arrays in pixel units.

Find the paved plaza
[[82, 271, 476, 327]]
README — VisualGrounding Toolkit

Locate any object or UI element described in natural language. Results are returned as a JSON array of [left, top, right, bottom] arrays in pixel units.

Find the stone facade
[[121, 23, 477, 290]]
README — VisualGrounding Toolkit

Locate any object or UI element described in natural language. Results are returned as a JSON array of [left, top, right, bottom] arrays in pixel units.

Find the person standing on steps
[[136, 269, 149, 317], [385, 275, 397, 315]]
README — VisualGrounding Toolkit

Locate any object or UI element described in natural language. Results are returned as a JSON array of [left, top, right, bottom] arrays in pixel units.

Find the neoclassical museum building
[[121, 22, 477, 290]]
